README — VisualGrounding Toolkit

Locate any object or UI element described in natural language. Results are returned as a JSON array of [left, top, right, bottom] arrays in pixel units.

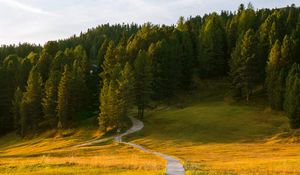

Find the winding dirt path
[[76, 116, 185, 175], [116, 116, 185, 175]]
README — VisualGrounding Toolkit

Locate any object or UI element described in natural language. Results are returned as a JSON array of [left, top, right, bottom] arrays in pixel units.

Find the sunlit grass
[[128, 80, 300, 175], [0, 128, 165, 175]]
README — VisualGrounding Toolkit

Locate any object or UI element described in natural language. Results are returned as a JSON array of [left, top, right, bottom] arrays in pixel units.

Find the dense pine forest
[[1, 3, 300, 137]]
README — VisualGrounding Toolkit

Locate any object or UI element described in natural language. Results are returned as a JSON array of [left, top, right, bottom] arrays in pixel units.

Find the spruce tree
[[266, 39, 293, 110], [98, 80, 109, 131], [237, 3, 256, 34], [73, 45, 89, 76], [0, 68, 16, 133], [198, 13, 227, 77], [134, 50, 152, 119], [42, 71, 60, 127], [116, 62, 135, 126], [101, 41, 116, 82], [20, 58, 32, 90], [97, 39, 109, 70], [72, 59, 89, 112], [57, 65, 74, 128], [20, 66, 43, 134], [176, 30, 194, 90], [229, 29, 260, 101], [12, 87, 23, 134], [37, 49, 52, 82], [107, 64, 122, 128], [266, 40, 282, 99], [284, 64, 300, 129]]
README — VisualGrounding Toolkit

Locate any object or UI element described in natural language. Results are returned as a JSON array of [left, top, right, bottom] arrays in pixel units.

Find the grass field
[[127, 80, 300, 175], [0, 128, 165, 175], [1, 80, 300, 175]]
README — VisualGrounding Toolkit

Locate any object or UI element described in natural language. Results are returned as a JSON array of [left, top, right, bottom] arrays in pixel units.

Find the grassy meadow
[[1, 80, 300, 175], [0, 128, 165, 175], [127, 80, 300, 175]]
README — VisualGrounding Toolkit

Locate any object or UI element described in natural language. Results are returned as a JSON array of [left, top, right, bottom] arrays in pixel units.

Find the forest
[[1, 3, 300, 137]]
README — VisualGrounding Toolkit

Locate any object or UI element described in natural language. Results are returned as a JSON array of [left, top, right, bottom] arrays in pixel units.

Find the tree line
[[1, 3, 300, 136]]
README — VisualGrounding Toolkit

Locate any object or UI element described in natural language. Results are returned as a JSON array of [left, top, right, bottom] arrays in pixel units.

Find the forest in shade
[[1, 3, 300, 136]]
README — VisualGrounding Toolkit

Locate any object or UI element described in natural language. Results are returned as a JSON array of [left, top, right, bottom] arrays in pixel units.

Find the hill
[[126, 80, 300, 175]]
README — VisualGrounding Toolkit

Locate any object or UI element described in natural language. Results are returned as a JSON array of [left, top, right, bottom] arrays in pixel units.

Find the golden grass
[[127, 82, 300, 175], [134, 140, 300, 175], [0, 129, 165, 175]]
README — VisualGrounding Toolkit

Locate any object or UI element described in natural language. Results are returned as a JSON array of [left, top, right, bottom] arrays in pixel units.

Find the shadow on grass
[[127, 89, 289, 144]]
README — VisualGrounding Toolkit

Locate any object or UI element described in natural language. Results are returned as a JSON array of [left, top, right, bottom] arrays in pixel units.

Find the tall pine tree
[[57, 65, 74, 128], [284, 64, 300, 129], [134, 50, 152, 119], [20, 66, 43, 135]]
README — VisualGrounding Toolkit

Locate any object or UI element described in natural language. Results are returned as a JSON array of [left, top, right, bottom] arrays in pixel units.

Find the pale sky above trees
[[0, 0, 299, 45]]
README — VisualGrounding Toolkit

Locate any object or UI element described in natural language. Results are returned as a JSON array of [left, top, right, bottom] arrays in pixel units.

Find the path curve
[[116, 116, 185, 175], [75, 116, 185, 175]]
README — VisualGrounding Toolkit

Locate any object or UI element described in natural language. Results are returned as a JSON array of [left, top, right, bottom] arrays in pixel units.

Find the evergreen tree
[[11, 87, 23, 134], [72, 45, 90, 113], [97, 39, 109, 70], [281, 35, 296, 66], [149, 40, 179, 98], [198, 13, 227, 77], [266, 37, 295, 110], [20, 66, 43, 135], [284, 64, 300, 129], [176, 30, 194, 90], [230, 29, 260, 101], [42, 71, 61, 127], [134, 50, 152, 119], [98, 80, 109, 131], [73, 45, 89, 76], [114, 36, 128, 66], [100, 41, 116, 81], [266, 66, 286, 110], [116, 62, 135, 126], [237, 3, 256, 34], [57, 65, 74, 128], [72, 59, 89, 112], [37, 49, 52, 82], [20, 58, 32, 90], [0, 68, 16, 133], [98, 42, 119, 131]]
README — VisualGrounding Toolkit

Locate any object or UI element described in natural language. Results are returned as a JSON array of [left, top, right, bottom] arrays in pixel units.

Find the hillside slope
[[127, 80, 300, 175]]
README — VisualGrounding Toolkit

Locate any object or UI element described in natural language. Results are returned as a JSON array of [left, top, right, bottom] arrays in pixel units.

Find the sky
[[0, 0, 299, 45]]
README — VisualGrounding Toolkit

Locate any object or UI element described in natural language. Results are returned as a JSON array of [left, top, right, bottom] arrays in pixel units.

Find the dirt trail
[[76, 116, 185, 175]]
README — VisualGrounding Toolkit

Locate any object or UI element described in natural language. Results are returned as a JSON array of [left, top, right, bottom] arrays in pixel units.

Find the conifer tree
[[42, 71, 60, 127], [37, 49, 52, 82], [57, 65, 74, 128], [134, 50, 152, 119], [0, 62, 18, 133], [108, 64, 122, 128], [230, 29, 260, 101], [116, 62, 135, 126], [98, 80, 109, 131], [12, 87, 23, 134], [101, 41, 116, 81], [266, 38, 294, 110], [72, 56, 89, 112], [20, 58, 32, 90], [148, 40, 178, 98], [237, 3, 256, 34], [20, 66, 43, 135], [174, 29, 194, 90], [198, 13, 227, 77], [284, 64, 300, 129], [97, 39, 109, 70], [74, 45, 89, 76]]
